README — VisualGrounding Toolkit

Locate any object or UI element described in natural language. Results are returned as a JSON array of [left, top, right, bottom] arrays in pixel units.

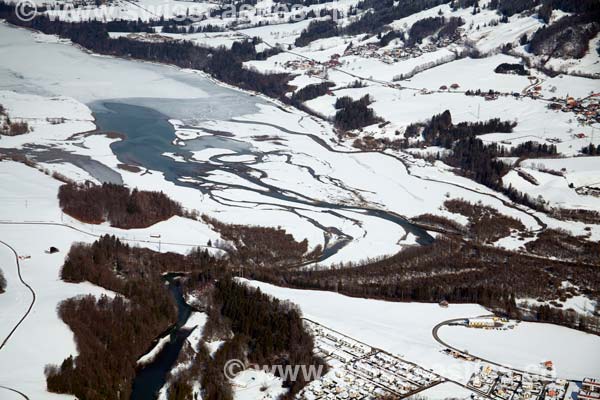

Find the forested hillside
[[58, 182, 186, 228]]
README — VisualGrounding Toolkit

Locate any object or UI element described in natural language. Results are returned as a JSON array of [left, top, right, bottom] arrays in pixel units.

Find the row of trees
[[582, 143, 600, 156], [291, 81, 334, 104], [58, 182, 185, 228]]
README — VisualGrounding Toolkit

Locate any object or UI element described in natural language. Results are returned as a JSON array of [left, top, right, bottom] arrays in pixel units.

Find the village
[[342, 38, 457, 66], [466, 364, 600, 400], [281, 33, 462, 81], [300, 317, 600, 400], [298, 319, 445, 399], [549, 94, 600, 126], [467, 364, 561, 400]]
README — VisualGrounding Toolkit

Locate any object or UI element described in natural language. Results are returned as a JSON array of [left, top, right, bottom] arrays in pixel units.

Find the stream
[[130, 274, 194, 400]]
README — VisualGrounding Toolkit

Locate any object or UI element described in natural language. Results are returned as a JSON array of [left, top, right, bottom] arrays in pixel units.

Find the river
[[91, 98, 434, 398], [130, 274, 194, 400], [91, 100, 434, 260]]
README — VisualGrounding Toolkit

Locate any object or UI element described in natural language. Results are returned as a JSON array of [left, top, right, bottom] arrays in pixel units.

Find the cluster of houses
[[548, 94, 600, 125], [301, 319, 597, 400], [300, 320, 442, 399], [343, 43, 425, 65], [296, 369, 390, 400], [468, 365, 567, 400], [282, 59, 328, 78], [578, 378, 600, 400], [576, 186, 600, 198], [351, 352, 442, 395], [342, 40, 455, 65]]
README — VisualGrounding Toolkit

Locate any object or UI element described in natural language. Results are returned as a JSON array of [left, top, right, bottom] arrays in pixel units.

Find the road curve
[[0, 239, 36, 351], [0, 240, 35, 400], [432, 316, 555, 379], [0, 385, 30, 400]]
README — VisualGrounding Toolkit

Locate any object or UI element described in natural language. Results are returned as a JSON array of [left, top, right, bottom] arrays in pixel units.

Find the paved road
[[0, 385, 29, 400], [0, 220, 225, 252], [0, 239, 36, 400], [432, 316, 556, 380], [0, 240, 36, 351]]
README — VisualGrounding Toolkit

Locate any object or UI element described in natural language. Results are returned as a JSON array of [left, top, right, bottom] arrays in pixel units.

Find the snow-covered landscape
[[0, 0, 599, 398]]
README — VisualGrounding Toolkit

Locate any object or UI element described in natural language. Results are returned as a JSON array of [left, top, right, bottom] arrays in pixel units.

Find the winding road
[[432, 317, 559, 380], [0, 385, 29, 400], [0, 239, 36, 399], [0, 240, 36, 351]]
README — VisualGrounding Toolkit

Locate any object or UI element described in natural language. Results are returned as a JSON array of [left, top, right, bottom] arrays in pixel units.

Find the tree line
[[412, 109, 517, 148], [291, 81, 335, 105], [295, 1, 460, 47], [406, 111, 557, 206], [582, 143, 600, 156], [248, 230, 600, 333], [345, 0, 451, 36], [489, 0, 540, 17], [295, 18, 338, 47], [406, 16, 464, 46]]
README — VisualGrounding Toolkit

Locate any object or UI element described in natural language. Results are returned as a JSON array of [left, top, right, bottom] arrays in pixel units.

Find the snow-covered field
[[0, 159, 224, 399], [0, 224, 115, 400], [231, 370, 286, 400], [0, 163, 121, 399], [243, 279, 600, 389], [1, 3, 600, 397], [242, 279, 489, 384], [3, 20, 599, 262], [437, 322, 600, 380]]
